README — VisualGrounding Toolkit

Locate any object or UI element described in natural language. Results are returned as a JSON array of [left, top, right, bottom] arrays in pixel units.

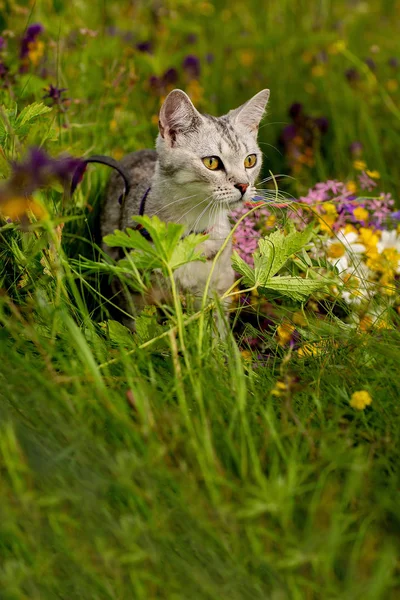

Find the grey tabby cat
[[101, 88, 270, 316]]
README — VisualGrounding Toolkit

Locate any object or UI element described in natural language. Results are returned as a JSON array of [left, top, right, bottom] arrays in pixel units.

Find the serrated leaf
[[132, 215, 184, 262], [169, 232, 208, 270], [104, 228, 157, 255], [231, 251, 256, 285], [101, 320, 134, 346], [16, 102, 52, 127], [261, 276, 327, 301]]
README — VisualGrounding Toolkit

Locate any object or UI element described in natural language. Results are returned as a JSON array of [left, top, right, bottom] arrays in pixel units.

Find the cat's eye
[[244, 154, 257, 168], [202, 156, 222, 170]]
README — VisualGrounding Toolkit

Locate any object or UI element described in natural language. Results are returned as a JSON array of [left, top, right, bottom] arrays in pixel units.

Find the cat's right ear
[[159, 89, 202, 145]]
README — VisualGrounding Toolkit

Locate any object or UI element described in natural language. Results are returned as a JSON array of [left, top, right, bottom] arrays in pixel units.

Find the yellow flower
[[311, 65, 326, 77], [276, 321, 295, 346], [28, 39, 44, 65], [151, 114, 159, 126], [186, 79, 203, 104], [240, 50, 255, 67], [271, 381, 287, 397], [350, 390, 372, 410], [386, 79, 398, 92], [328, 40, 346, 54], [0, 196, 47, 221], [353, 160, 367, 171], [365, 170, 380, 179], [241, 350, 252, 362], [346, 180, 357, 194], [297, 342, 321, 358], [344, 224, 357, 235], [266, 214, 276, 227], [327, 242, 345, 259], [112, 148, 124, 161], [353, 206, 369, 222], [109, 119, 118, 132]]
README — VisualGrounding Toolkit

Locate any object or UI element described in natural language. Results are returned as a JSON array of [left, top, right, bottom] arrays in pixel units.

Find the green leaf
[[257, 222, 315, 279], [169, 233, 208, 270], [231, 251, 256, 286], [103, 228, 157, 255], [16, 102, 52, 127], [260, 276, 327, 301], [132, 215, 184, 262]]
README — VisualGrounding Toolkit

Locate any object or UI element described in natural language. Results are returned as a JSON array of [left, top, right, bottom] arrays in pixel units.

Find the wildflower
[[297, 342, 322, 358], [358, 171, 377, 191], [328, 40, 346, 54], [349, 141, 363, 157], [365, 170, 380, 179], [20, 23, 44, 72], [43, 84, 69, 107], [276, 321, 295, 346], [0, 147, 84, 223], [353, 206, 369, 222], [364, 57, 376, 71], [136, 40, 153, 53], [388, 57, 399, 68], [239, 50, 255, 67], [353, 160, 367, 171], [271, 380, 287, 397], [182, 55, 201, 79], [241, 349, 252, 362], [349, 390, 372, 410], [346, 180, 357, 194], [345, 68, 360, 83]]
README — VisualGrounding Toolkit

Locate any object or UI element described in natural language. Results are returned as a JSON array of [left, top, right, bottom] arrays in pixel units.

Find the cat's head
[[156, 88, 270, 212]]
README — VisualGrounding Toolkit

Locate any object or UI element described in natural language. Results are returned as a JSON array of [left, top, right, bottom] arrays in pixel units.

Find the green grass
[[1, 1, 400, 598]]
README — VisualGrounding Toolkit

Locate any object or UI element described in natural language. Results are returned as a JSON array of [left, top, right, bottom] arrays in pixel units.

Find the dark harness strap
[[71, 154, 131, 206]]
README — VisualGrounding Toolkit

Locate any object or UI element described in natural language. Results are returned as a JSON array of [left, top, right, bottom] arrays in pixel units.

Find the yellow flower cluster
[[350, 390, 372, 410]]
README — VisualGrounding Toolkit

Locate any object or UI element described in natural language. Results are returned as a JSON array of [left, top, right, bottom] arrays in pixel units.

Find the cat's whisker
[[177, 195, 213, 227], [190, 197, 214, 233], [152, 192, 201, 216]]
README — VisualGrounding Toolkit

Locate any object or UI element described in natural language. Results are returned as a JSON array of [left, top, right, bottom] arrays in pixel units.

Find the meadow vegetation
[[1, 1, 400, 598]]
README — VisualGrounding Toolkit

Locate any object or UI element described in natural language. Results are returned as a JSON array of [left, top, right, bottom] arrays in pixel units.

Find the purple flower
[[345, 68, 360, 82], [183, 55, 201, 79], [20, 23, 44, 59], [391, 210, 400, 220], [43, 84, 68, 106], [388, 57, 399, 68], [136, 40, 153, 53], [314, 117, 329, 133], [349, 141, 363, 156], [186, 34, 198, 44], [364, 57, 376, 71], [205, 53, 214, 64], [289, 102, 303, 121]]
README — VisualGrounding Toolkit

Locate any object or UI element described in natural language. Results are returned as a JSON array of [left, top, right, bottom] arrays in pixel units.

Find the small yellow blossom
[[365, 170, 380, 179], [28, 39, 44, 65], [240, 50, 255, 67], [359, 315, 373, 332], [386, 79, 398, 92], [353, 160, 367, 171], [328, 40, 346, 54], [151, 114, 159, 126], [241, 350, 252, 362], [346, 180, 357, 194], [186, 79, 203, 104], [353, 206, 369, 222], [350, 390, 372, 410], [266, 214, 276, 227], [276, 321, 295, 346], [109, 119, 118, 132], [327, 242, 346, 259], [311, 65, 326, 77], [297, 342, 321, 358], [271, 380, 287, 397], [344, 224, 358, 235], [0, 196, 47, 221], [112, 148, 124, 161]]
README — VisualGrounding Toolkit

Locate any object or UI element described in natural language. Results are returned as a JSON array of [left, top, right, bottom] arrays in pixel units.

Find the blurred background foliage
[[1, 0, 399, 197]]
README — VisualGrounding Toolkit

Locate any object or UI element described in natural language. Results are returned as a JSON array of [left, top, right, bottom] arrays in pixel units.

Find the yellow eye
[[244, 154, 257, 168], [202, 156, 220, 170]]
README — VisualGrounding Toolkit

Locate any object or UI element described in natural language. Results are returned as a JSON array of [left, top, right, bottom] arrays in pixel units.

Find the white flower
[[377, 230, 400, 253], [335, 229, 366, 255]]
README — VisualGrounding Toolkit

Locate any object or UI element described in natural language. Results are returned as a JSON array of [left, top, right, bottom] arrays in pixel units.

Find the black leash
[[71, 154, 131, 206]]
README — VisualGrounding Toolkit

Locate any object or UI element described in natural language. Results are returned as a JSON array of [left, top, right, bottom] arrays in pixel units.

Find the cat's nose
[[234, 183, 249, 196]]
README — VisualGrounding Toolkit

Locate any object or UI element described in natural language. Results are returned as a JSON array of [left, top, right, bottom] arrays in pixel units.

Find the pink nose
[[234, 183, 249, 196]]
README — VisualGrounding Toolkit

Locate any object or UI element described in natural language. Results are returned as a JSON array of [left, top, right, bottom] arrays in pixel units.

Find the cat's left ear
[[228, 89, 270, 136]]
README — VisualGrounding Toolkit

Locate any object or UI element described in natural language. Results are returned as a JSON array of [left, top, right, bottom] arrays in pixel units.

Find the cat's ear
[[229, 89, 270, 136], [159, 89, 202, 145]]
